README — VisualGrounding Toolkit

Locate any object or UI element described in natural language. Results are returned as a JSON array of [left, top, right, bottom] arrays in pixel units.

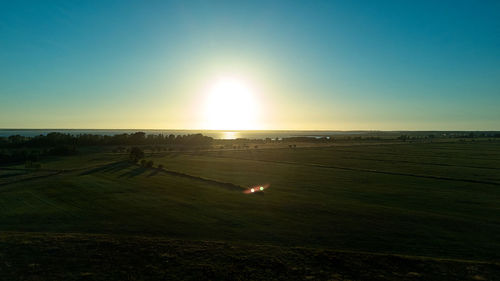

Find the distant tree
[[140, 159, 147, 166], [8, 135, 28, 146], [146, 160, 154, 168], [28, 150, 40, 161], [49, 145, 77, 156], [158, 164, 164, 170], [398, 135, 409, 142], [0, 131, 214, 149], [130, 132, 146, 144], [130, 147, 144, 162], [0, 151, 8, 164]]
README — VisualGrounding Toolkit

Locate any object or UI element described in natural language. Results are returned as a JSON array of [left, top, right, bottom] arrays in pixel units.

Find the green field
[[1, 141, 500, 279]]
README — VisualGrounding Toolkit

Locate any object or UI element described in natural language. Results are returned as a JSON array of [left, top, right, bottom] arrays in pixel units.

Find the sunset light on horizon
[[1, 1, 499, 130], [200, 76, 261, 130]]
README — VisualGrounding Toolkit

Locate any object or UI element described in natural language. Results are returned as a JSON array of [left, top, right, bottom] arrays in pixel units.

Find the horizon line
[[1, 128, 499, 132]]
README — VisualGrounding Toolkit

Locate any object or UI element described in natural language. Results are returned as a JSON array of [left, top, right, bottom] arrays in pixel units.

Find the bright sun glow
[[203, 76, 259, 130]]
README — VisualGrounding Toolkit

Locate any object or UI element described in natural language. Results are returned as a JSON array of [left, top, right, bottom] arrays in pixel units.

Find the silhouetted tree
[[130, 132, 146, 144], [130, 147, 144, 162], [49, 145, 77, 156], [398, 135, 409, 141]]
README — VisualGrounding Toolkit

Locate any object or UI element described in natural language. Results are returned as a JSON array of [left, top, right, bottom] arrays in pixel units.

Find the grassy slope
[[1, 232, 499, 281], [1, 141, 499, 279]]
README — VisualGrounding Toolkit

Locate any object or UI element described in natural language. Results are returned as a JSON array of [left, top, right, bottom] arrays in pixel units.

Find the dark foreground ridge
[[1, 232, 499, 281]]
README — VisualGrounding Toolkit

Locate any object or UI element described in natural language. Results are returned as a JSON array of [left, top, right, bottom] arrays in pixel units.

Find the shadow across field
[[148, 169, 160, 177], [78, 160, 149, 178], [119, 167, 148, 178], [78, 160, 245, 191], [79, 160, 133, 175], [0, 170, 62, 187], [154, 167, 245, 192]]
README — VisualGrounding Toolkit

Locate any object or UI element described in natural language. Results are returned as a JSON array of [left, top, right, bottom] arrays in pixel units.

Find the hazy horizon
[[1, 128, 499, 132]]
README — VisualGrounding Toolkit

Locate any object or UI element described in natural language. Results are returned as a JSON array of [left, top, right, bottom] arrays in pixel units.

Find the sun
[[202, 76, 259, 130]]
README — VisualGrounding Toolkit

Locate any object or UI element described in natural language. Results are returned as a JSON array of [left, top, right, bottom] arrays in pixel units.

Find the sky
[[1, 0, 499, 130]]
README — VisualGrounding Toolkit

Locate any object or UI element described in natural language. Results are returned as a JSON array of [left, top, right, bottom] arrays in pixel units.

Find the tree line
[[0, 132, 213, 148], [0, 132, 213, 166]]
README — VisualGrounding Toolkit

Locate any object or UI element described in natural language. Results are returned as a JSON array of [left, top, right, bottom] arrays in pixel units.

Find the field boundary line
[[341, 156, 500, 170], [206, 155, 500, 186]]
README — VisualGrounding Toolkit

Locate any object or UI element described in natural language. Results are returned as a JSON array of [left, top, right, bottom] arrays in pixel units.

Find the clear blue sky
[[1, 0, 499, 130]]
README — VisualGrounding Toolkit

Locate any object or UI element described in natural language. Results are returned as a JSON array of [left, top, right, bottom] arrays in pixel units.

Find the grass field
[[1, 140, 499, 279], [2, 232, 499, 281]]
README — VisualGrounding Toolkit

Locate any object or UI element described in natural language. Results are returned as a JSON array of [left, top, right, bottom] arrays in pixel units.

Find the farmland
[[1, 139, 499, 280]]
